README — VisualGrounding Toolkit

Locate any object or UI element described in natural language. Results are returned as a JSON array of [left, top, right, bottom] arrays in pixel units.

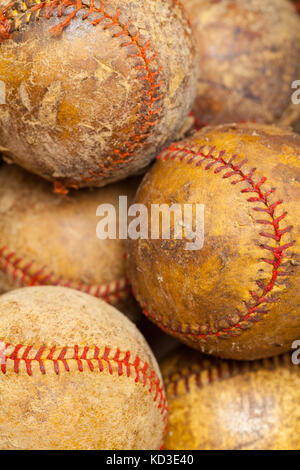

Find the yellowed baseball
[[0, 286, 167, 449], [0, 163, 141, 319], [162, 347, 300, 450]]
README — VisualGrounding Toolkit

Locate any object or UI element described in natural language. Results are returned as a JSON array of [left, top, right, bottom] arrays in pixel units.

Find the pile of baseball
[[0, 0, 300, 451]]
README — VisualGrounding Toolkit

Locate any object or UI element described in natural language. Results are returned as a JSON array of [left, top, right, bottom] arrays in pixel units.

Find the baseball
[[0, 286, 167, 449], [162, 347, 300, 450], [182, 0, 300, 126], [0, 163, 139, 315], [127, 123, 300, 360], [0, 0, 197, 191]]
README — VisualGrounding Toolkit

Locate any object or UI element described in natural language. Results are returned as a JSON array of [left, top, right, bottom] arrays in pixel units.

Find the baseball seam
[[135, 143, 295, 341], [0, 342, 168, 448], [0, 0, 170, 191], [164, 354, 291, 398], [0, 245, 131, 306]]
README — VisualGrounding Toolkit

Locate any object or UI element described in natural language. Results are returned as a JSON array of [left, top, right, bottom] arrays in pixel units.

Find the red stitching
[[0, 342, 168, 447], [0, 245, 131, 305], [164, 354, 291, 398], [134, 143, 296, 341], [173, 0, 191, 26], [0, 1, 13, 38], [188, 111, 208, 131], [0, 0, 168, 191], [1, 344, 168, 411]]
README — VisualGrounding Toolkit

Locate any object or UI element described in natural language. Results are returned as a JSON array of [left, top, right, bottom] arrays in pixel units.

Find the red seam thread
[[0, 1, 13, 38], [0, 342, 168, 447], [0, 245, 131, 305], [164, 354, 291, 398], [0, 0, 167, 191], [188, 111, 208, 131], [136, 143, 295, 340], [173, 0, 192, 26]]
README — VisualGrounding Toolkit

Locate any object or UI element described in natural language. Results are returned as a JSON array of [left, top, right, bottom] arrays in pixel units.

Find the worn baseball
[[127, 123, 300, 360], [0, 163, 140, 318], [0, 286, 167, 449], [0, 0, 197, 192], [162, 347, 300, 450], [182, 0, 300, 126]]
